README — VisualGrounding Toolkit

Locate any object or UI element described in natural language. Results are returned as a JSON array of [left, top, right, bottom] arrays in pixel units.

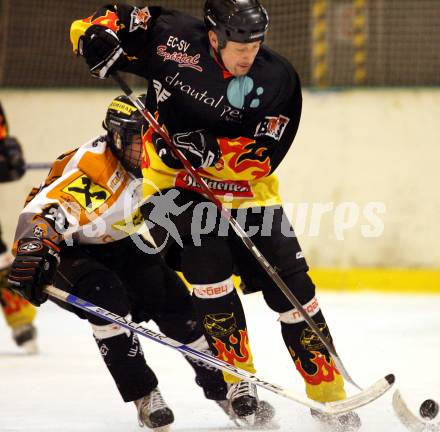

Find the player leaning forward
[[71, 0, 361, 430], [8, 96, 255, 430]]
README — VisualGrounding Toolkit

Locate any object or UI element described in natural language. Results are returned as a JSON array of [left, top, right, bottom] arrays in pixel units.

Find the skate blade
[[151, 426, 171, 432], [21, 340, 38, 355], [233, 418, 280, 430], [233, 413, 280, 430]]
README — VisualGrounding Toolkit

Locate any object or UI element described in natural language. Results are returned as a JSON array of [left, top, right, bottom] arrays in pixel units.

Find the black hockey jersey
[[71, 5, 302, 207]]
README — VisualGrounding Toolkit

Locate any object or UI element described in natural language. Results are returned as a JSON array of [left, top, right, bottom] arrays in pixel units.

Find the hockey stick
[[392, 390, 440, 432], [43, 283, 394, 415], [111, 72, 392, 392], [25, 162, 52, 171]]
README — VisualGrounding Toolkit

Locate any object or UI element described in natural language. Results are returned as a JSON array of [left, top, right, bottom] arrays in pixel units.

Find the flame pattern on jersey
[[83, 9, 122, 33]]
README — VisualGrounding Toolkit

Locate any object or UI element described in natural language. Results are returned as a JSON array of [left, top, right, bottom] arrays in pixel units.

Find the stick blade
[[324, 374, 395, 415]]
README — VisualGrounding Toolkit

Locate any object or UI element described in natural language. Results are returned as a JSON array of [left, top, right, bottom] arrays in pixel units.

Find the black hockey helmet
[[103, 95, 146, 176], [204, 0, 269, 46]]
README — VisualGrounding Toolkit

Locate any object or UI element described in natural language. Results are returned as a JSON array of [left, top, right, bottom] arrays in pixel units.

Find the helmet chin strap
[[209, 33, 234, 78]]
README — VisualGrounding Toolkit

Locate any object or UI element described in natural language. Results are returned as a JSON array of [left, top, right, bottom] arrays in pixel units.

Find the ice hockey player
[[70, 1, 360, 430], [0, 101, 38, 354], [8, 95, 277, 430]]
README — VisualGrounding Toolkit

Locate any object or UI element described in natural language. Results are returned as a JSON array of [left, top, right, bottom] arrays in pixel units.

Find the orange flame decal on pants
[[294, 350, 340, 385], [212, 329, 256, 383]]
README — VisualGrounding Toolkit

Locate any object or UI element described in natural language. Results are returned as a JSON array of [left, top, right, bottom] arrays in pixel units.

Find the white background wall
[[1, 88, 439, 268]]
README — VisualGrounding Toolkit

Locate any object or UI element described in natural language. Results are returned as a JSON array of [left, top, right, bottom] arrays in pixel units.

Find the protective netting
[[0, 0, 439, 88]]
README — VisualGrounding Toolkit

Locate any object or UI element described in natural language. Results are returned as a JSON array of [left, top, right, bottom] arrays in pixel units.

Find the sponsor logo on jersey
[[165, 72, 243, 122], [227, 76, 264, 109], [175, 172, 254, 198], [63, 175, 111, 213], [129, 7, 151, 32], [255, 115, 290, 141], [153, 80, 171, 103], [157, 45, 203, 72], [166, 35, 191, 53], [107, 164, 125, 193]]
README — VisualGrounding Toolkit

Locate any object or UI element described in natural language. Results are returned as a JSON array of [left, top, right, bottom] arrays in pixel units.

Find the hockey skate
[[12, 323, 38, 355], [223, 381, 278, 428], [134, 388, 174, 431], [311, 409, 361, 432], [216, 397, 278, 429]]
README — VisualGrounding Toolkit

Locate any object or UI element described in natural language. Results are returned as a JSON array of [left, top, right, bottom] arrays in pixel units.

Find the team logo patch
[[33, 224, 48, 239], [129, 7, 151, 32], [153, 80, 171, 103], [255, 115, 290, 141], [300, 323, 329, 351], [63, 175, 111, 213], [204, 313, 237, 337]]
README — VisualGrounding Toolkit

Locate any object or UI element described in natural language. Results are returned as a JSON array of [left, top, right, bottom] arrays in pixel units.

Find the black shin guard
[[280, 310, 335, 373], [94, 332, 158, 402], [262, 270, 339, 383], [182, 237, 255, 376], [183, 335, 228, 400], [191, 290, 255, 375]]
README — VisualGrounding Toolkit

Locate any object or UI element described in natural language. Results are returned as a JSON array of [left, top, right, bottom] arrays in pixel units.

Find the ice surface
[[1, 291, 439, 431]]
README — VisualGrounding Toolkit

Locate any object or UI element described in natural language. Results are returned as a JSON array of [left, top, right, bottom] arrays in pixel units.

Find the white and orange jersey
[[13, 137, 145, 249]]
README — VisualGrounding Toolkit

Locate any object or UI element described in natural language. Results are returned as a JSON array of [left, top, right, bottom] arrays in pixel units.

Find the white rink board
[[1, 88, 439, 268], [1, 291, 439, 431]]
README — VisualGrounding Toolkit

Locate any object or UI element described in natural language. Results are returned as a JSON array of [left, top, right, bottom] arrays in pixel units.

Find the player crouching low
[[8, 94, 275, 430]]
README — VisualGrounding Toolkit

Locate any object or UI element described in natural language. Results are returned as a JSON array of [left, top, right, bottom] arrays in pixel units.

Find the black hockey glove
[[153, 130, 221, 169], [152, 133, 183, 169], [8, 238, 60, 306], [79, 25, 127, 79], [0, 137, 25, 182]]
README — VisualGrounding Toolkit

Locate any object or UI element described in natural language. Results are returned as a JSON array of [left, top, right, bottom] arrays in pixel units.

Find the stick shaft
[[44, 284, 329, 413], [26, 162, 52, 170]]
